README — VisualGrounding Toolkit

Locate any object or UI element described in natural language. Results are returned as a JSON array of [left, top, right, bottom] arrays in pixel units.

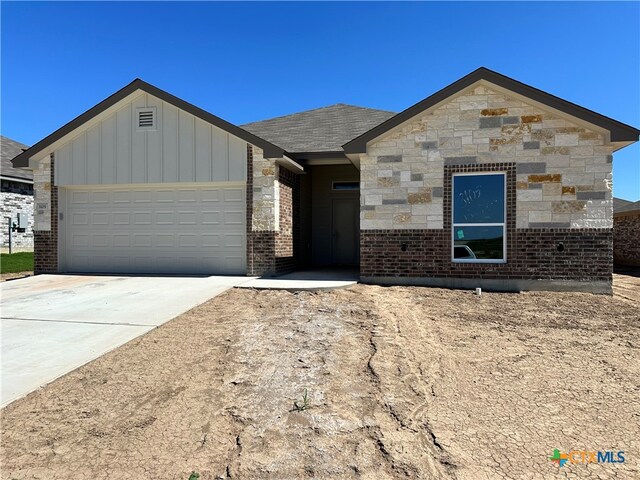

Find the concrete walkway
[[238, 269, 359, 291], [1, 274, 250, 407]]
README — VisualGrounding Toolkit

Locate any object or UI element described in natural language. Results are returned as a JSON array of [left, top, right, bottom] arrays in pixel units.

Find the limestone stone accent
[[251, 147, 289, 232], [360, 85, 614, 230], [251, 147, 277, 231], [33, 160, 52, 231]]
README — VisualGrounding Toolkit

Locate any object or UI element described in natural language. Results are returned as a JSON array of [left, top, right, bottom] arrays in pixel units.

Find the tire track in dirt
[[338, 287, 455, 478]]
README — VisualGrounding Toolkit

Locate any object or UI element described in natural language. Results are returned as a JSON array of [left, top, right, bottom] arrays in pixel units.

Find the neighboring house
[[11, 68, 640, 293], [613, 197, 640, 267], [1, 136, 33, 252]]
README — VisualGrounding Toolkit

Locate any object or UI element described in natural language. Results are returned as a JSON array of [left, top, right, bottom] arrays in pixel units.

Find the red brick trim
[[361, 228, 612, 281]]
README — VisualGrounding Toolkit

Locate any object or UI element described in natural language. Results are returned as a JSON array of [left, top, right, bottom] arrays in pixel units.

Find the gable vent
[[136, 107, 156, 130]]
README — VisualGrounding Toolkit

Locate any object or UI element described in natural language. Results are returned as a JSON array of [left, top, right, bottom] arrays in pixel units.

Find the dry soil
[[1, 274, 639, 479]]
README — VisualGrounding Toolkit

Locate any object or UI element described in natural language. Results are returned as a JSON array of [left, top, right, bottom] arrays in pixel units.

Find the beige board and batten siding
[[55, 92, 247, 186], [51, 90, 249, 275]]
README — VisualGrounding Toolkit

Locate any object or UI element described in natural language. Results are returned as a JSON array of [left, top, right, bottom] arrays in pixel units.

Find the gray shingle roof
[[1, 136, 31, 181], [242, 104, 396, 154], [614, 197, 640, 215]]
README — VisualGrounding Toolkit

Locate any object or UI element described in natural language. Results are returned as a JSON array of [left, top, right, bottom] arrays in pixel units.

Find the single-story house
[[11, 68, 640, 293], [613, 197, 640, 267], [1, 136, 34, 252]]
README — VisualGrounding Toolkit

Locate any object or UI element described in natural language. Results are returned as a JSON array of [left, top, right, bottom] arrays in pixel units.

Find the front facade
[[1, 136, 34, 252], [12, 68, 639, 293]]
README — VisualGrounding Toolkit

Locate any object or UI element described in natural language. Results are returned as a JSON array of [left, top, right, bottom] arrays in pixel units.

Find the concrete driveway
[[1, 274, 251, 407]]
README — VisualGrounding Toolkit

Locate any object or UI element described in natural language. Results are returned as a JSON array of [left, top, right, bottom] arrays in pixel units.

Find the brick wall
[[33, 155, 58, 273], [361, 159, 613, 287], [361, 228, 612, 282], [274, 167, 299, 274], [614, 212, 640, 267]]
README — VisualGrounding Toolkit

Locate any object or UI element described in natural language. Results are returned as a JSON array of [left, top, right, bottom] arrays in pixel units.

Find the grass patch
[[1, 252, 34, 274]]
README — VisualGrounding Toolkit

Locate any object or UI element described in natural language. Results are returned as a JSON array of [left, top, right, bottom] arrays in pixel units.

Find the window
[[452, 172, 506, 263], [332, 181, 359, 191], [136, 107, 157, 131]]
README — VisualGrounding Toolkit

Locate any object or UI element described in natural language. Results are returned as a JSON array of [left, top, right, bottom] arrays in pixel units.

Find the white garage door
[[60, 183, 246, 275]]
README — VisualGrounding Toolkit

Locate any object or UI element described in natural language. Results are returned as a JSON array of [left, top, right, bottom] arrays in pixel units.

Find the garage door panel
[[177, 211, 197, 225], [201, 189, 220, 202], [71, 191, 90, 204], [112, 191, 131, 203], [62, 184, 246, 275], [224, 211, 244, 225], [156, 190, 176, 203], [224, 188, 244, 202], [92, 191, 109, 203], [92, 234, 110, 247], [113, 212, 131, 225], [91, 212, 110, 225], [113, 234, 131, 247], [72, 234, 90, 247], [201, 211, 221, 225], [156, 234, 175, 247]]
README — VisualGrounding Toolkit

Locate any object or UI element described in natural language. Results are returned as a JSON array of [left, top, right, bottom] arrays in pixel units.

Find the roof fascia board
[[343, 67, 640, 153], [289, 151, 349, 161], [12, 79, 286, 168], [276, 156, 305, 174]]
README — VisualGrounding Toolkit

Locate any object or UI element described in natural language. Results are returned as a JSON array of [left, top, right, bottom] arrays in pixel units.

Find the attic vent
[[136, 107, 156, 130]]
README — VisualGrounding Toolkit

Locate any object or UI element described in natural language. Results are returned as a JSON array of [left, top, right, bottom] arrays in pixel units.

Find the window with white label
[[452, 172, 506, 263]]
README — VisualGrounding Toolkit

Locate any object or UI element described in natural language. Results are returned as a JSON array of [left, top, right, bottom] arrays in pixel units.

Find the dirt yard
[[2, 274, 639, 479]]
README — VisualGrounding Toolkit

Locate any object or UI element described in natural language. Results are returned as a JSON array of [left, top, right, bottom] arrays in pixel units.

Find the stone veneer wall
[[359, 84, 615, 290], [0, 182, 34, 250], [613, 212, 640, 267], [361, 85, 614, 229], [33, 154, 58, 273], [247, 145, 274, 275], [246, 146, 300, 276]]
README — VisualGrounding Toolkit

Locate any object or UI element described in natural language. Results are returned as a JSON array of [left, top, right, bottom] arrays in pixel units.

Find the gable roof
[[1, 136, 31, 181], [11, 79, 286, 168], [242, 104, 395, 155], [343, 67, 640, 154]]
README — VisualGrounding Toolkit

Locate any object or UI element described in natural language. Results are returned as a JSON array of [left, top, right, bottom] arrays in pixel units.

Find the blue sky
[[2, 1, 639, 199]]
